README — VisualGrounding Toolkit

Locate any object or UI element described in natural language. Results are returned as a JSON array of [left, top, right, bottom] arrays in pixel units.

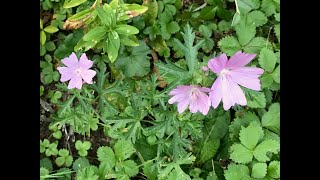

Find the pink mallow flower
[[168, 85, 211, 115], [208, 51, 264, 110], [57, 52, 96, 89]]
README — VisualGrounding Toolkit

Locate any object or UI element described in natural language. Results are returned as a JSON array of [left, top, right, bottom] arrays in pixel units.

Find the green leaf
[[231, 12, 241, 26], [218, 20, 231, 32], [224, 163, 251, 180], [259, 47, 277, 72], [173, 24, 204, 73], [199, 25, 212, 38], [143, 161, 157, 180], [247, 10, 268, 27], [40, 158, 53, 171], [40, 19, 43, 29], [72, 157, 90, 171], [245, 89, 266, 108], [59, 149, 69, 157], [45, 41, 56, 52], [253, 139, 280, 162], [142, 0, 158, 26], [261, 103, 280, 134], [120, 35, 140, 46], [235, 15, 256, 46], [114, 139, 135, 161], [167, 21, 180, 34], [272, 65, 280, 83], [63, 0, 87, 9], [83, 27, 106, 41], [239, 122, 264, 150], [237, 0, 260, 14], [199, 139, 220, 164], [251, 163, 267, 178], [229, 143, 253, 164], [229, 112, 260, 141], [115, 41, 151, 77], [40, 31, 46, 45], [96, 6, 112, 27], [40, 167, 50, 177], [274, 24, 280, 42], [44, 25, 59, 33], [243, 37, 268, 54], [76, 166, 99, 180], [218, 36, 241, 56], [54, 30, 83, 59], [107, 31, 120, 63], [65, 156, 73, 167], [115, 25, 139, 35], [122, 160, 139, 177], [97, 146, 116, 170], [167, 165, 191, 180], [199, 6, 217, 20], [261, 0, 279, 17], [261, 74, 274, 88], [56, 157, 66, 167], [267, 161, 280, 178]]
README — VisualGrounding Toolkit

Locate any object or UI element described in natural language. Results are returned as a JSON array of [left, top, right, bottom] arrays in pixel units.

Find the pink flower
[[168, 85, 211, 115], [208, 51, 264, 110], [57, 52, 96, 89]]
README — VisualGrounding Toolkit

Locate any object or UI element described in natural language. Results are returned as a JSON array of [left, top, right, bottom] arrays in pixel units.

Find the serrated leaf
[[72, 157, 90, 171], [245, 89, 266, 108], [40, 158, 53, 171], [259, 47, 277, 72], [224, 164, 251, 180], [167, 165, 191, 180], [40, 31, 46, 45], [56, 157, 66, 167], [261, 73, 274, 88], [143, 161, 157, 180], [44, 25, 59, 33], [63, 0, 87, 8], [229, 112, 260, 140], [122, 160, 139, 177], [261, 103, 280, 134], [261, 0, 279, 17], [239, 122, 264, 150], [83, 27, 106, 41], [218, 36, 241, 56], [235, 15, 256, 46], [253, 139, 280, 162], [199, 139, 220, 164], [251, 163, 267, 178], [267, 161, 280, 178], [59, 149, 69, 157], [173, 24, 204, 73], [247, 10, 268, 27], [167, 21, 180, 34], [115, 25, 139, 35], [114, 139, 135, 161], [229, 143, 253, 164], [97, 146, 116, 170], [199, 25, 212, 38], [237, 0, 260, 14], [115, 41, 150, 77], [243, 37, 268, 54], [76, 166, 99, 180], [142, 0, 158, 26], [272, 65, 280, 83]]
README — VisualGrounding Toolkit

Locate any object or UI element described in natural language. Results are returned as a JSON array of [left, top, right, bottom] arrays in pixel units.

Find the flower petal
[[177, 98, 190, 114], [209, 76, 223, 108], [68, 76, 83, 89], [221, 77, 247, 110], [197, 92, 211, 115], [62, 52, 79, 68], [230, 67, 264, 91], [79, 53, 93, 70], [80, 69, 96, 84], [57, 67, 74, 82], [169, 85, 192, 96], [225, 51, 256, 69], [208, 53, 228, 74], [168, 93, 187, 104]]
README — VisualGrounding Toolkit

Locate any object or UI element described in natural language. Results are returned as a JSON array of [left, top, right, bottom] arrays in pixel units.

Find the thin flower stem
[[266, 26, 273, 48], [235, 0, 240, 14]]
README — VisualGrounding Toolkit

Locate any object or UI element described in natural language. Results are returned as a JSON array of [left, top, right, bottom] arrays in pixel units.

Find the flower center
[[219, 68, 231, 79], [190, 87, 200, 100], [75, 68, 81, 76]]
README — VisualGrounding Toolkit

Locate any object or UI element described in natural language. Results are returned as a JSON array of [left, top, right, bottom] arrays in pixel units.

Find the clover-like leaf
[[239, 122, 264, 150], [114, 139, 135, 161], [251, 162, 267, 178], [229, 143, 253, 164], [253, 139, 280, 162]]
